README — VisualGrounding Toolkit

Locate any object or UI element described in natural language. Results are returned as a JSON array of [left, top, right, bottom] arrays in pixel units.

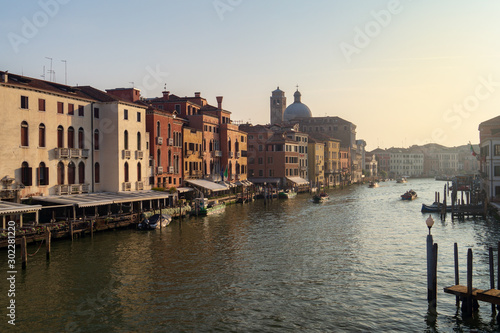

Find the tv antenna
[[61, 60, 67, 85], [45, 57, 53, 81]]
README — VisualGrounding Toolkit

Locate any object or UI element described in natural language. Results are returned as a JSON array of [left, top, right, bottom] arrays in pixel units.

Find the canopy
[[185, 179, 229, 192], [248, 177, 281, 184], [0, 201, 42, 215], [286, 177, 310, 186]]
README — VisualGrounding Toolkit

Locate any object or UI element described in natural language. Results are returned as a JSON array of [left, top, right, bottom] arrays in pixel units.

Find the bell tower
[[270, 87, 286, 125]]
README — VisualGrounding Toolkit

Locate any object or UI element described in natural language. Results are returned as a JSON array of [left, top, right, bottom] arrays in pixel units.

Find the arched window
[[124, 162, 129, 182], [78, 128, 84, 149], [124, 130, 129, 150], [39, 123, 46, 148], [94, 129, 99, 150], [168, 150, 171, 167], [228, 138, 232, 152], [67, 127, 75, 149], [156, 121, 161, 137], [78, 162, 85, 184], [68, 162, 76, 184], [21, 161, 32, 186], [94, 162, 100, 183], [157, 149, 161, 166], [137, 132, 141, 151], [137, 162, 142, 181], [21, 121, 29, 147], [57, 126, 64, 148], [167, 124, 171, 138], [57, 162, 65, 185], [38, 162, 49, 186], [235, 140, 239, 152]]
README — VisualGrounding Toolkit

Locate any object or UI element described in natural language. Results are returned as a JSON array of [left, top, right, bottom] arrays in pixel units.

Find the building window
[[57, 102, 64, 114], [57, 162, 65, 185], [137, 111, 141, 122], [124, 130, 129, 150], [78, 162, 85, 184], [68, 162, 76, 184], [21, 121, 29, 146], [175, 104, 181, 113], [94, 130, 99, 150], [495, 166, 500, 177], [39, 123, 46, 147], [157, 121, 161, 137], [68, 103, 74, 115], [95, 162, 100, 183], [124, 162, 129, 182], [21, 96, 29, 109], [38, 162, 49, 186], [137, 132, 141, 150], [57, 126, 64, 148], [94, 107, 99, 118], [21, 162, 32, 186], [494, 145, 500, 156], [67, 127, 75, 148], [78, 128, 84, 149], [78, 105, 84, 117], [38, 99, 46, 111], [124, 109, 128, 120], [137, 162, 142, 181]]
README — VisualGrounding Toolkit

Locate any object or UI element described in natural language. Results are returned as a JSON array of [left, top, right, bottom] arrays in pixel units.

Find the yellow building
[[308, 137, 324, 187], [182, 127, 203, 180]]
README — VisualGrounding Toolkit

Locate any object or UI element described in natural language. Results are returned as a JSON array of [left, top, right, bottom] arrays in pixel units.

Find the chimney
[[162, 91, 170, 100], [194, 92, 201, 98], [216, 96, 223, 109], [2, 72, 7, 83]]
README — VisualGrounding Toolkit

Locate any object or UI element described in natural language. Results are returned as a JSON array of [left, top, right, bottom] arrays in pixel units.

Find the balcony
[[81, 184, 90, 193], [122, 150, 131, 159], [81, 149, 89, 158], [229, 151, 234, 158], [156, 137, 163, 145], [136, 151, 144, 159], [70, 184, 81, 194], [136, 181, 144, 190], [184, 150, 193, 157], [56, 148, 69, 158], [69, 148, 81, 158], [168, 138, 174, 146], [236, 151, 241, 158], [168, 166, 175, 174], [123, 182, 131, 191], [157, 166, 163, 174], [212, 150, 222, 157], [57, 184, 69, 195]]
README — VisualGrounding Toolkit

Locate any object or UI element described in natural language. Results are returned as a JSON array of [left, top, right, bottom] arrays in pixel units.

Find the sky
[[3, 0, 500, 151]]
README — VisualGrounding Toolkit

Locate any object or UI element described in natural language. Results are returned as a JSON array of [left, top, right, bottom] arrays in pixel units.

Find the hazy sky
[[3, 0, 500, 151]]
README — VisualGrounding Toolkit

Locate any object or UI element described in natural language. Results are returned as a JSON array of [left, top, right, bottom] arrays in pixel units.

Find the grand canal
[[2, 178, 500, 332]]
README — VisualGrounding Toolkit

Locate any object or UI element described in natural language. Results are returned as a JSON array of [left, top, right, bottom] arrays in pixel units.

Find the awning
[[235, 180, 253, 186], [248, 177, 281, 184], [185, 179, 229, 192], [219, 181, 237, 188], [32, 191, 173, 208], [177, 187, 194, 193], [0, 201, 42, 215], [286, 177, 310, 186]]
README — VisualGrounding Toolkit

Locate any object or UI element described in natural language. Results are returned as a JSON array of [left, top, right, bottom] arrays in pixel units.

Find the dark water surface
[[2, 178, 500, 332]]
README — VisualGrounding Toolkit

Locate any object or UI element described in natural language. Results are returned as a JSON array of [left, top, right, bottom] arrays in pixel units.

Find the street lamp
[[426, 215, 434, 235]]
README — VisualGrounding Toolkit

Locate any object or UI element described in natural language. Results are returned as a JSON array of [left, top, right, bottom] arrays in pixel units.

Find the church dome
[[283, 89, 312, 122]]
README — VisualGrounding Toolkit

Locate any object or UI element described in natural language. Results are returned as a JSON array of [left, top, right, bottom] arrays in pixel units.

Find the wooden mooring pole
[[45, 227, 51, 261], [426, 227, 438, 307], [454, 243, 459, 306], [489, 247, 496, 314], [21, 236, 27, 270]]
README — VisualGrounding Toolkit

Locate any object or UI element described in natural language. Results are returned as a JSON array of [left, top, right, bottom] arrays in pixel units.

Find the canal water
[[2, 178, 500, 332]]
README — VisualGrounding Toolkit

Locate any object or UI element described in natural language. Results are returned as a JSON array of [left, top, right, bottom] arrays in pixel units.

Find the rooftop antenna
[[41, 65, 45, 80], [45, 57, 53, 81], [129, 81, 135, 88], [61, 60, 67, 85]]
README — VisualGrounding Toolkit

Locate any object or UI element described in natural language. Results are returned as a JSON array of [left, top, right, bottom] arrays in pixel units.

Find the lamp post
[[426, 215, 437, 306]]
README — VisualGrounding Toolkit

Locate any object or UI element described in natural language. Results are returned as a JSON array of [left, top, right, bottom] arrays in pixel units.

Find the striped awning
[[185, 179, 229, 192], [0, 201, 42, 215], [286, 177, 310, 186]]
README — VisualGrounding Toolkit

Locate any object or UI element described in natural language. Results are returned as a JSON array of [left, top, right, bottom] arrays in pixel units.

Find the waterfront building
[[307, 132, 341, 186], [365, 153, 378, 177], [388, 149, 424, 177], [182, 126, 204, 182], [270, 87, 286, 125], [282, 124, 309, 180], [307, 137, 325, 187], [149, 91, 247, 184], [106, 88, 185, 190], [0, 71, 150, 201], [339, 147, 351, 183], [478, 115, 500, 199]]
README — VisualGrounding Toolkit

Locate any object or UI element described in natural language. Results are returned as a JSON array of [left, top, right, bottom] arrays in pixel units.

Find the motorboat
[[401, 190, 417, 200], [312, 192, 329, 203], [138, 214, 172, 230]]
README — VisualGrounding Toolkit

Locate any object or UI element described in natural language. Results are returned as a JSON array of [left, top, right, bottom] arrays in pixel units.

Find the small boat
[[312, 192, 329, 203], [138, 214, 172, 230], [278, 189, 297, 199], [401, 190, 417, 200], [368, 181, 379, 188], [421, 202, 452, 213], [396, 177, 407, 183], [194, 198, 226, 216]]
